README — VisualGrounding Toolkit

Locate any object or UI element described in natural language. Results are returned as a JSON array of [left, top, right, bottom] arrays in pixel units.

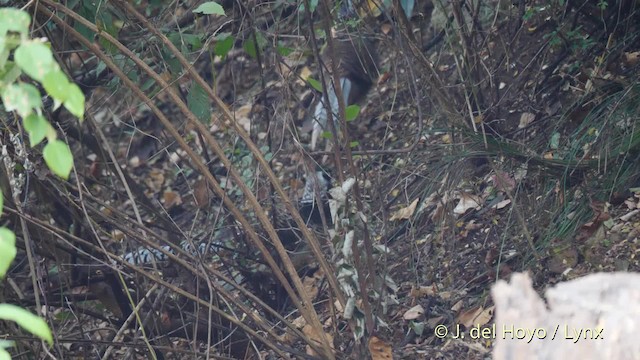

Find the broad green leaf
[[321, 130, 332, 139], [42, 69, 71, 103], [0, 227, 16, 278], [0, 61, 22, 87], [23, 113, 50, 147], [214, 35, 234, 58], [243, 38, 257, 58], [0, 347, 10, 360], [242, 33, 266, 59], [307, 77, 323, 92], [0, 304, 53, 345], [349, 141, 359, 148], [43, 140, 74, 179], [276, 46, 293, 56], [187, 82, 210, 124], [1, 83, 42, 118], [14, 42, 55, 81], [183, 34, 203, 50], [0, 9, 31, 36], [63, 83, 85, 119], [345, 104, 360, 122], [0, 38, 8, 69], [193, 1, 225, 15], [0, 339, 14, 349]]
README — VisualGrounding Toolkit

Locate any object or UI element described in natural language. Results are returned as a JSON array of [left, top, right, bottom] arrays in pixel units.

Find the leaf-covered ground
[[4, 0, 640, 358]]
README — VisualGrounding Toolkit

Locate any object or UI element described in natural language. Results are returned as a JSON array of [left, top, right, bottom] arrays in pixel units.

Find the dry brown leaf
[[548, 247, 579, 274], [453, 193, 482, 215], [430, 202, 445, 222], [111, 229, 124, 242], [145, 168, 165, 192], [368, 336, 393, 360], [299, 66, 312, 82], [380, 23, 393, 35], [624, 51, 640, 66], [162, 190, 182, 208], [292, 316, 306, 328], [456, 306, 484, 328], [303, 324, 334, 356], [377, 71, 392, 85], [493, 199, 511, 209], [492, 171, 516, 193], [451, 300, 464, 312], [410, 284, 437, 298], [465, 220, 483, 230], [426, 316, 445, 329], [518, 112, 536, 128], [403, 304, 425, 320], [390, 198, 419, 221], [235, 104, 252, 133], [302, 274, 319, 300], [193, 178, 212, 209], [474, 306, 494, 326]]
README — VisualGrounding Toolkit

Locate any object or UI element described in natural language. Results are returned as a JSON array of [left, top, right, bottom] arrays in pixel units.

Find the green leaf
[[214, 35, 234, 58], [0, 304, 53, 345], [242, 33, 266, 59], [299, 0, 319, 13], [549, 132, 560, 150], [307, 77, 323, 92], [321, 130, 332, 139], [276, 46, 293, 56], [0, 9, 31, 36], [43, 140, 74, 179], [1, 83, 42, 118], [0, 227, 16, 278], [187, 82, 210, 124], [185, 34, 203, 50], [63, 83, 85, 119], [0, 61, 22, 86], [193, 1, 225, 15], [14, 41, 56, 82], [345, 104, 360, 122], [0, 347, 10, 360], [42, 69, 71, 103], [23, 113, 51, 147], [243, 38, 257, 58], [349, 141, 359, 148]]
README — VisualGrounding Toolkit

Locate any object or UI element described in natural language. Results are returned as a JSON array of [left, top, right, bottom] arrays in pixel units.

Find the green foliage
[[0, 6, 87, 354], [276, 45, 293, 57], [193, 1, 226, 16], [544, 26, 594, 54], [187, 82, 210, 124], [0, 8, 30, 35], [0, 7, 86, 180], [597, 0, 608, 10], [0, 226, 15, 278], [307, 77, 323, 92], [345, 104, 360, 122], [298, 0, 318, 13], [0, 304, 53, 346], [243, 32, 267, 59], [214, 34, 234, 58], [23, 114, 53, 147], [43, 140, 74, 178]]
